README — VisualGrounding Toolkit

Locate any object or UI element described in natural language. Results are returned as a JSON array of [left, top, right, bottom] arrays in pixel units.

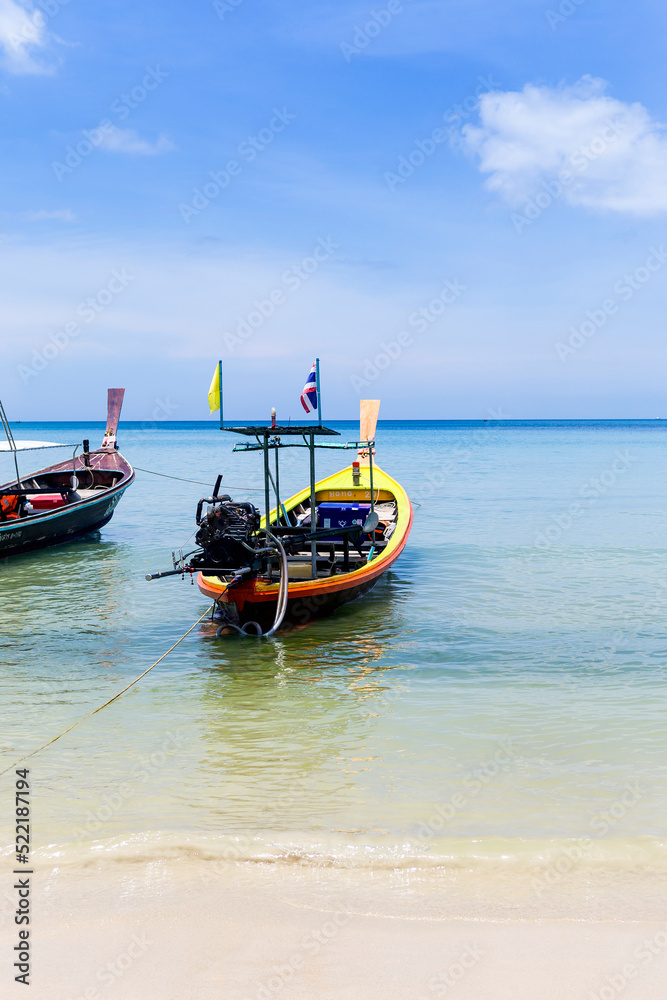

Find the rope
[[133, 465, 263, 492], [0, 605, 215, 777]]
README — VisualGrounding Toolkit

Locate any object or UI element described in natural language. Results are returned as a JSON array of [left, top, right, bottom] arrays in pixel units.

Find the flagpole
[[218, 360, 223, 429], [315, 357, 322, 426]]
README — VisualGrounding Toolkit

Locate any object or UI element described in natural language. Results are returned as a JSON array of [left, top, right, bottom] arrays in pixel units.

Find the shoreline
[[2, 856, 667, 999]]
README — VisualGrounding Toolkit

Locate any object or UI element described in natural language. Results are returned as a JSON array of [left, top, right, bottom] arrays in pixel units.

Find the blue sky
[[1, 0, 666, 420]]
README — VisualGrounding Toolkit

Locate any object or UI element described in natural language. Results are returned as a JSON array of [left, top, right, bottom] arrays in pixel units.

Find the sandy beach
[[3, 847, 667, 1000]]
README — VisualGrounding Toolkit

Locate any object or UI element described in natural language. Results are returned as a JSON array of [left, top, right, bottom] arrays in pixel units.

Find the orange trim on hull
[[198, 506, 411, 605]]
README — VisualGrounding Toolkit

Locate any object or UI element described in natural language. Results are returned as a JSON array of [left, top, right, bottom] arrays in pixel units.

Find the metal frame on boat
[[0, 389, 134, 559], [148, 399, 412, 635]]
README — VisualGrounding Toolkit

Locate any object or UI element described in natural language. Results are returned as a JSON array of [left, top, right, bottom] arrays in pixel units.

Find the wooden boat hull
[[0, 449, 134, 559], [198, 463, 412, 630], [254, 573, 378, 630]]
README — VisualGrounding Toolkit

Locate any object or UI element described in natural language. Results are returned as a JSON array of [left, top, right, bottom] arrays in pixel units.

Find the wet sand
[[3, 857, 666, 1000]]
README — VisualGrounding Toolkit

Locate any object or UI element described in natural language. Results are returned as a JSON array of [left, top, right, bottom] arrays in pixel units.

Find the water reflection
[[180, 576, 416, 834]]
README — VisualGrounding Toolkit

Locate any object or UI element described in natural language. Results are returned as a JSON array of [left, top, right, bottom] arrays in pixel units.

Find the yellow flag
[[208, 363, 220, 413]]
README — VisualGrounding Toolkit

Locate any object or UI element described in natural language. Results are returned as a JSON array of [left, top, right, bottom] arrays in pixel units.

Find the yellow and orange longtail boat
[[148, 400, 412, 635]]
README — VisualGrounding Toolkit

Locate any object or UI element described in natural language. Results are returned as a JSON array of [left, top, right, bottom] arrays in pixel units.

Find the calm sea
[[1, 420, 666, 920]]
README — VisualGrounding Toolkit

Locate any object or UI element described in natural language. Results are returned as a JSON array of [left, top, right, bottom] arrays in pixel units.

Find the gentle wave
[[17, 830, 667, 873]]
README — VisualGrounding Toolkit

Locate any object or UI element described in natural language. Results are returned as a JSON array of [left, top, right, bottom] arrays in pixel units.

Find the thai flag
[[300, 362, 318, 413]]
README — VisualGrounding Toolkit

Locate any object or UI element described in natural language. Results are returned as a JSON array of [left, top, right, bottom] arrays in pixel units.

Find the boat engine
[[195, 497, 261, 568]]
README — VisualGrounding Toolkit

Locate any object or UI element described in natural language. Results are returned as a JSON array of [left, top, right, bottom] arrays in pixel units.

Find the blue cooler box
[[317, 502, 371, 540]]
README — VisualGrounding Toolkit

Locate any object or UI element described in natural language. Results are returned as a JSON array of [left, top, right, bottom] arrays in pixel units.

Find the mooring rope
[[0, 605, 215, 777], [133, 465, 263, 492]]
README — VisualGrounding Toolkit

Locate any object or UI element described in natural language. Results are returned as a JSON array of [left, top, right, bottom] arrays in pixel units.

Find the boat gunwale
[[198, 462, 412, 602], [0, 452, 135, 532]]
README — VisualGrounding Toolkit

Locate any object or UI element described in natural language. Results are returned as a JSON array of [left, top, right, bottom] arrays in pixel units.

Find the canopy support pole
[[368, 440, 375, 516], [263, 433, 270, 528], [274, 444, 281, 527], [309, 430, 317, 578]]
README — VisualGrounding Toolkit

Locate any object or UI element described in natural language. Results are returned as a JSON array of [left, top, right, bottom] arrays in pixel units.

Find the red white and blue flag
[[300, 362, 318, 413]]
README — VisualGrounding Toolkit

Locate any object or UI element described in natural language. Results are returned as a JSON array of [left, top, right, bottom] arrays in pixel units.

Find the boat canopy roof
[[221, 424, 339, 437], [0, 440, 76, 452]]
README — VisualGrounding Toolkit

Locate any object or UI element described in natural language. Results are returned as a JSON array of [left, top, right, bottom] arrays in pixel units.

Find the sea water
[[1, 420, 667, 927]]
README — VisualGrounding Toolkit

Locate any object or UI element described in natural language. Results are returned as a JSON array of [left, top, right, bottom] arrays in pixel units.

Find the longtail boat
[[147, 399, 412, 635], [0, 389, 134, 559]]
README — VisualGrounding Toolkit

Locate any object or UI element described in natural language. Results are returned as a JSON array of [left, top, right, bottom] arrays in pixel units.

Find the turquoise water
[[1, 420, 666, 876]]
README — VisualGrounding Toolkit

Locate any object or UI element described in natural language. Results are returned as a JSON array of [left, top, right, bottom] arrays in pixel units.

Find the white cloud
[[461, 77, 667, 215], [0, 0, 54, 74], [1, 234, 667, 420], [0, 237, 448, 418], [98, 127, 175, 156], [24, 208, 76, 222]]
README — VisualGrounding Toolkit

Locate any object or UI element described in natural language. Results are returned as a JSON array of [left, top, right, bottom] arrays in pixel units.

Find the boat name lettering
[[327, 490, 370, 499]]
